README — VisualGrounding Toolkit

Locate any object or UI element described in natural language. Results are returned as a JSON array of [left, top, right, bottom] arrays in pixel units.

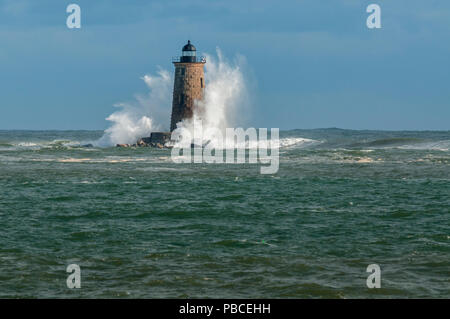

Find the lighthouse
[[170, 40, 206, 131], [131, 41, 206, 148]]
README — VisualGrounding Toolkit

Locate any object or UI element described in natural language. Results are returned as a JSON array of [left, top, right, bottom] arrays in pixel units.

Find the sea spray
[[175, 49, 250, 148], [95, 70, 172, 147], [96, 49, 250, 147]]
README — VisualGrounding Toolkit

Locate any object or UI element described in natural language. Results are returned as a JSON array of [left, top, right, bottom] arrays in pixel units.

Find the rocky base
[[116, 141, 169, 149], [116, 132, 172, 149]]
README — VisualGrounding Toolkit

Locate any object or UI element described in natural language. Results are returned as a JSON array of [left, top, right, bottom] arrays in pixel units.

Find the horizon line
[[0, 127, 449, 133]]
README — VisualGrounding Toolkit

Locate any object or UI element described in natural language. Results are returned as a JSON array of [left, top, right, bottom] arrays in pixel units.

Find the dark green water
[[0, 129, 449, 298]]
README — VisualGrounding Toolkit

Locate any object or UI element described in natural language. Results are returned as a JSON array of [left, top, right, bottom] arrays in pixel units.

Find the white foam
[[12, 140, 83, 150], [17, 142, 39, 147], [397, 140, 450, 151], [278, 137, 319, 148]]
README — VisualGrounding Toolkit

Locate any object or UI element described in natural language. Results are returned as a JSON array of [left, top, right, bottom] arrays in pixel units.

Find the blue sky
[[0, 0, 449, 130]]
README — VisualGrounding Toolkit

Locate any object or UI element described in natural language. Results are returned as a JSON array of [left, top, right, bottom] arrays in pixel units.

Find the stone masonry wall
[[170, 62, 205, 131]]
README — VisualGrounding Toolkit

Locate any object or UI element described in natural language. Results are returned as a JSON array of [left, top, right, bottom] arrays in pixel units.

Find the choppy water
[[0, 129, 449, 298]]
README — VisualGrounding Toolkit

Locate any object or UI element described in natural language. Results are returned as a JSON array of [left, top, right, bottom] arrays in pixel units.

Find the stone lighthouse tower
[[170, 40, 206, 131]]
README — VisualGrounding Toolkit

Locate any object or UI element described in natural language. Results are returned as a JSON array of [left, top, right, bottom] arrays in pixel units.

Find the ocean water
[[0, 129, 448, 298]]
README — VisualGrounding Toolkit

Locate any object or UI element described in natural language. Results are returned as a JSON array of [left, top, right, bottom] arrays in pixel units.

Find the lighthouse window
[[180, 68, 185, 76], [182, 51, 196, 57], [200, 78, 203, 88]]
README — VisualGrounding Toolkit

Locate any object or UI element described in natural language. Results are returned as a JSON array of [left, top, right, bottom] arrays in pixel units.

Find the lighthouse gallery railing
[[172, 56, 206, 63]]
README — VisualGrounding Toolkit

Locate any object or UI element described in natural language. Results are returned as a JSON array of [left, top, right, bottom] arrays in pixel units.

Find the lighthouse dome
[[182, 40, 196, 51]]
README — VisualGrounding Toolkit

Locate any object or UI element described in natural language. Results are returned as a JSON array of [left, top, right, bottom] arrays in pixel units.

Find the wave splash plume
[[95, 70, 173, 147], [95, 49, 250, 148]]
